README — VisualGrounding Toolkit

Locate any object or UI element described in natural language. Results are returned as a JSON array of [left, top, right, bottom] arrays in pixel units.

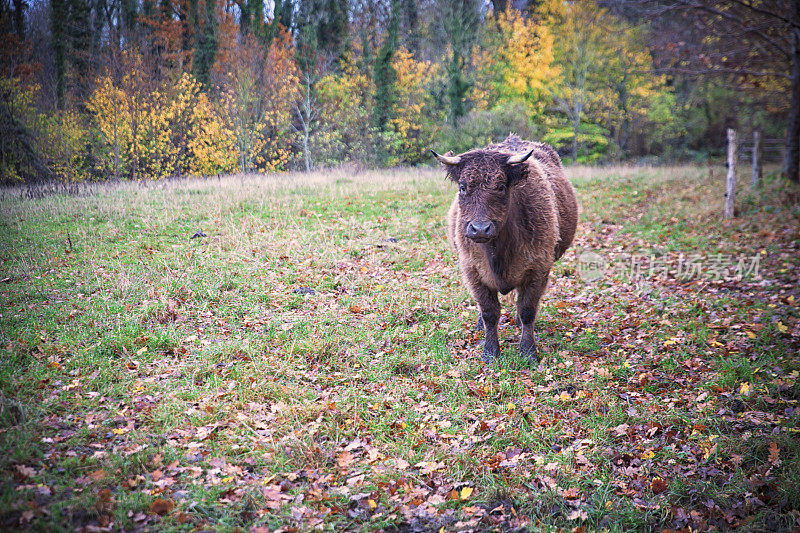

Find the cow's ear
[[505, 160, 527, 186], [445, 164, 460, 182], [506, 148, 535, 186]]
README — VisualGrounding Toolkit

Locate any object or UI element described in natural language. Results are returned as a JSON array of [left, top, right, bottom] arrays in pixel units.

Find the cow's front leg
[[517, 275, 549, 360], [474, 284, 501, 362]]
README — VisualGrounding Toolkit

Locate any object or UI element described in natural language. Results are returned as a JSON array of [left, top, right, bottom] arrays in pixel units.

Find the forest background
[[0, 0, 796, 183]]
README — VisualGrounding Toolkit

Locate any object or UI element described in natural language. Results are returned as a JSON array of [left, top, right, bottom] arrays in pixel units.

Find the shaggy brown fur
[[435, 134, 578, 362]]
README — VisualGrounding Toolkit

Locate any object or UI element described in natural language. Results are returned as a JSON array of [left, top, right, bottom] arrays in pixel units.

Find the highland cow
[[432, 135, 578, 362]]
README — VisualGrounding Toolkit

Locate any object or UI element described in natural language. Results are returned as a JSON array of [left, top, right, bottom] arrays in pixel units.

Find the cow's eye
[[459, 183, 467, 193], [497, 183, 506, 192]]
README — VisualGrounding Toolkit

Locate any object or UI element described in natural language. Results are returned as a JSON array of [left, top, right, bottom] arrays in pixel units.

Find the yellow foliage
[[1, 79, 90, 183], [1, 78, 41, 183], [538, 0, 671, 158], [188, 93, 237, 176], [389, 48, 440, 164], [87, 58, 236, 179], [45, 110, 90, 183], [217, 32, 299, 172], [473, 8, 559, 117], [315, 51, 374, 164]]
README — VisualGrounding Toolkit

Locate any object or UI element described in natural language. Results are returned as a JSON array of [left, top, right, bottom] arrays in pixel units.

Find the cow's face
[[432, 149, 534, 243]]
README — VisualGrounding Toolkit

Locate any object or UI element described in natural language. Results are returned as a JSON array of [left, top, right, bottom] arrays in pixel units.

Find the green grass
[[1, 165, 798, 531]]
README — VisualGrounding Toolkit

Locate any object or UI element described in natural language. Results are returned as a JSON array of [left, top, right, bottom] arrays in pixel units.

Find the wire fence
[[737, 134, 784, 163]]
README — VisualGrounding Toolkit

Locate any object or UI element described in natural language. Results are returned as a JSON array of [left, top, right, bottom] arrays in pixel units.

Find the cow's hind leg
[[517, 274, 549, 361]]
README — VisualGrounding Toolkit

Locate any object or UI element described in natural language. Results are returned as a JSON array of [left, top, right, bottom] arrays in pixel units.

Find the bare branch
[[726, 0, 797, 28], [652, 66, 790, 79]]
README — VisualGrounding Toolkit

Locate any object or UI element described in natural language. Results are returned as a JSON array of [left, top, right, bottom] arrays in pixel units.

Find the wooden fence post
[[725, 128, 736, 219], [751, 130, 762, 187]]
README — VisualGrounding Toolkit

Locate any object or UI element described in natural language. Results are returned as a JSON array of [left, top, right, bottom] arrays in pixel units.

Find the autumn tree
[[191, 0, 219, 86], [439, 0, 481, 123], [88, 57, 236, 180], [618, 0, 798, 180], [389, 47, 441, 163], [538, 0, 667, 161], [315, 51, 375, 164], [372, 0, 399, 131], [87, 49, 153, 180], [50, 0, 66, 108], [542, 0, 610, 160], [598, 23, 669, 159], [472, 7, 558, 118], [142, 0, 190, 77], [215, 31, 298, 172], [0, 79, 56, 183]]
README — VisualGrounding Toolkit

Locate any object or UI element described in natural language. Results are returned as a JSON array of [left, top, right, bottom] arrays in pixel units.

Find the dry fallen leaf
[[561, 487, 580, 500], [346, 474, 365, 486], [15, 465, 36, 479], [650, 478, 668, 494], [88, 469, 107, 481], [427, 494, 446, 506], [337, 451, 355, 468], [768, 441, 781, 466], [612, 423, 630, 437], [19, 510, 35, 524], [567, 509, 588, 521], [149, 498, 174, 515]]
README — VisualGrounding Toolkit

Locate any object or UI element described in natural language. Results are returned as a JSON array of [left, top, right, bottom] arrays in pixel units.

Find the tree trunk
[[113, 106, 119, 181], [751, 130, 761, 187], [725, 128, 737, 219], [491, 0, 507, 13], [12, 0, 25, 40], [303, 90, 312, 172], [303, 126, 311, 171], [300, 78, 314, 172], [51, 0, 66, 110], [571, 98, 582, 163], [572, 121, 579, 163], [782, 2, 800, 183]]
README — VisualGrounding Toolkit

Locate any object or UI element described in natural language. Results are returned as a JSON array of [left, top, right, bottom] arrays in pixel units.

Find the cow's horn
[[431, 150, 461, 165], [507, 149, 535, 164]]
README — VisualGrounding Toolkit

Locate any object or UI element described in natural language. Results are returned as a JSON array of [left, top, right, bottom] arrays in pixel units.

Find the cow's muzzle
[[465, 220, 497, 242]]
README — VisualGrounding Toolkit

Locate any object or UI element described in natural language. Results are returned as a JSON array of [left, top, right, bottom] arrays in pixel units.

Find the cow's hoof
[[519, 338, 537, 360], [481, 342, 500, 363]]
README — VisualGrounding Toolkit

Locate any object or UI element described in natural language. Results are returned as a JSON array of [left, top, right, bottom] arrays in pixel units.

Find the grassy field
[[1, 165, 799, 532]]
